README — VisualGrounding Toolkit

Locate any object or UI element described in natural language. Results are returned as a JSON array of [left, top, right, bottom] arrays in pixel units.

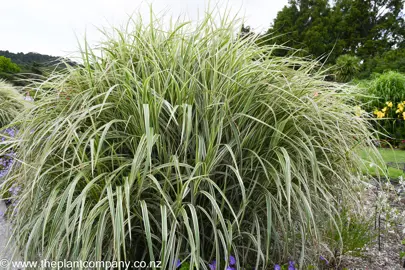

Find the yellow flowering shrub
[[371, 101, 405, 119], [369, 100, 405, 143]]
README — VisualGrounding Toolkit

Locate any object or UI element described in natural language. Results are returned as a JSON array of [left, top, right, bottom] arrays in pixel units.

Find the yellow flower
[[382, 107, 388, 112], [376, 111, 385, 118], [386, 101, 393, 108], [403, 112, 405, 120], [398, 103, 404, 113]]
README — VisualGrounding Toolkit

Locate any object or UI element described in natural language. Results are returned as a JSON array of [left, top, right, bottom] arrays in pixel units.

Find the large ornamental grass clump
[[0, 80, 29, 128], [1, 14, 379, 269]]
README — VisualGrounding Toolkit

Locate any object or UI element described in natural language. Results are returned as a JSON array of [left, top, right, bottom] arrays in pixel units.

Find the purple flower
[[320, 255, 329, 265], [175, 259, 181, 268], [226, 267, 235, 270], [288, 261, 296, 270], [274, 264, 281, 270], [208, 260, 216, 270], [228, 255, 236, 265]]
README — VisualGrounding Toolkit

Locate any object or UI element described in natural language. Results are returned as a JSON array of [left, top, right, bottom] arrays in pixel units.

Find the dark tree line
[[254, 0, 405, 78], [0, 51, 77, 85], [0, 50, 75, 67]]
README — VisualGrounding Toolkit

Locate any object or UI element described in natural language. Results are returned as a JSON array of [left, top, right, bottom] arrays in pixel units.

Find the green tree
[[359, 48, 405, 78], [0, 56, 21, 73], [334, 0, 405, 59], [264, 0, 340, 60], [265, 0, 405, 66]]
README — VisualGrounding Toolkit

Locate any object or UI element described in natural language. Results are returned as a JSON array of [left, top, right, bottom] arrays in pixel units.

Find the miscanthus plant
[[0, 80, 29, 128], [1, 13, 380, 269]]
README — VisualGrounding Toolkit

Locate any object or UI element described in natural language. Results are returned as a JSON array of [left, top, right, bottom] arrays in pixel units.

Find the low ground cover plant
[[0, 13, 381, 269]]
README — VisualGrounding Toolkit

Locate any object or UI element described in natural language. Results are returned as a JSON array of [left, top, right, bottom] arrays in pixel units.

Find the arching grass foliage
[[0, 80, 29, 128], [1, 13, 380, 269]]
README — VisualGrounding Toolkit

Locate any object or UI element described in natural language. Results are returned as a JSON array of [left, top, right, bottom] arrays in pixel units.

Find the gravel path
[[0, 201, 21, 270], [340, 183, 405, 269]]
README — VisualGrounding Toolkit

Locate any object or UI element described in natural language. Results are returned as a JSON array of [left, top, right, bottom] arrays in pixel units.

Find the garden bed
[[340, 180, 405, 270]]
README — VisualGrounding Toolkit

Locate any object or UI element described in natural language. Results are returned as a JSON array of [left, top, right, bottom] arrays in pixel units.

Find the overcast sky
[[0, 0, 288, 57]]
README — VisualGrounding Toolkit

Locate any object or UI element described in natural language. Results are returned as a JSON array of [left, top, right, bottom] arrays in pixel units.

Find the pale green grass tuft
[[0, 80, 30, 128], [1, 12, 380, 269]]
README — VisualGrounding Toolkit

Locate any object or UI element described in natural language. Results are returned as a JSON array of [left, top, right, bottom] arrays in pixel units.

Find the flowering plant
[[175, 256, 301, 270], [372, 101, 402, 119], [369, 101, 405, 143]]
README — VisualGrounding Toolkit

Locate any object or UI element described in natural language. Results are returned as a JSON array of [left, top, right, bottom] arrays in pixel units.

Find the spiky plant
[[0, 80, 29, 128], [335, 54, 360, 83], [1, 13, 379, 269]]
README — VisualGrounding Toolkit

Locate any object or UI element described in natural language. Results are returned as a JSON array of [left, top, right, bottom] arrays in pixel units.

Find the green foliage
[[326, 205, 375, 258], [335, 55, 360, 82], [401, 240, 405, 259], [369, 71, 405, 108], [0, 56, 20, 73], [334, 0, 405, 59], [0, 80, 30, 127], [337, 210, 375, 257], [354, 74, 405, 141], [360, 48, 405, 78], [178, 262, 190, 270], [264, 0, 405, 70], [264, 0, 333, 59], [1, 13, 380, 268]]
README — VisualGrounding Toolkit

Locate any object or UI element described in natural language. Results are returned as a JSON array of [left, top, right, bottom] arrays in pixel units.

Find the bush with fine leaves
[[1, 14, 379, 269]]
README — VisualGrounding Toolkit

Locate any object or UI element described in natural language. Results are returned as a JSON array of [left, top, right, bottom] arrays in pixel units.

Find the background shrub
[[357, 72, 405, 142], [1, 14, 380, 269], [335, 55, 360, 83], [368, 71, 405, 108], [359, 48, 405, 79], [0, 56, 20, 74]]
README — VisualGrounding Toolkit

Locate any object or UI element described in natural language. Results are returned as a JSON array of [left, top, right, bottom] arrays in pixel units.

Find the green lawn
[[360, 147, 405, 178]]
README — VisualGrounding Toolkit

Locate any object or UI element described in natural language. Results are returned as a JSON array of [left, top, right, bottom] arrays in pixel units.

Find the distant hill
[[0, 50, 76, 68], [0, 50, 77, 86]]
